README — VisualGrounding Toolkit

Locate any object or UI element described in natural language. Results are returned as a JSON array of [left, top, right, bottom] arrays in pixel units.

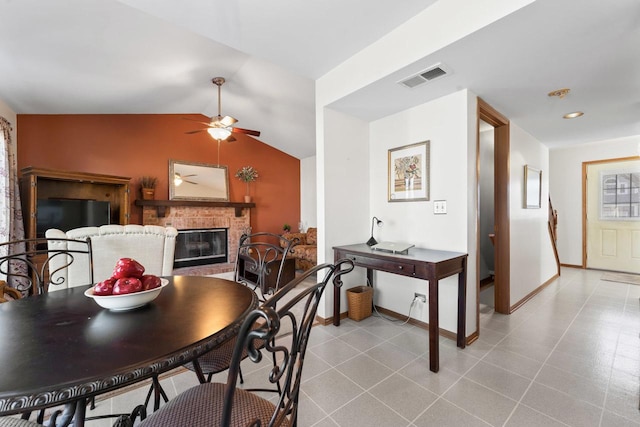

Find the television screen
[[36, 199, 111, 238]]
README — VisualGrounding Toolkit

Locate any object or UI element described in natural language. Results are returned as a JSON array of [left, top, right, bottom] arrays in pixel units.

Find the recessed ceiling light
[[563, 111, 584, 119]]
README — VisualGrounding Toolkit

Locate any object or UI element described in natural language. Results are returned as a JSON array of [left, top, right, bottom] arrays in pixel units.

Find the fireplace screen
[[174, 228, 228, 268]]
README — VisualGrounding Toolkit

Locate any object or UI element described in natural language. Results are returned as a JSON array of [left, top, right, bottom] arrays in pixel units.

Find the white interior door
[[586, 159, 640, 273]]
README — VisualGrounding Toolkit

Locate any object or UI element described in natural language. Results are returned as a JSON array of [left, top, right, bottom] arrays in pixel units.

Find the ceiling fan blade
[[185, 129, 206, 134], [185, 180, 198, 185], [182, 117, 213, 126], [227, 135, 236, 142], [232, 127, 261, 137], [219, 115, 238, 127]]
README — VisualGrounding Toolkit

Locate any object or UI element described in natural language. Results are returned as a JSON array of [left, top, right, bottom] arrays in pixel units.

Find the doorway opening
[[478, 119, 496, 310]]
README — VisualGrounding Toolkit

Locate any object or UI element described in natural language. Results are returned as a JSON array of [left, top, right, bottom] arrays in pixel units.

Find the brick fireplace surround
[[141, 205, 250, 275]]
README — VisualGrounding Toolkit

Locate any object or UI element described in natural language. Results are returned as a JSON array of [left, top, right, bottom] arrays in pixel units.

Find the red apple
[[141, 274, 161, 291], [112, 277, 143, 295], [93, 277, 116, 296], [112, 258, 145, 279]]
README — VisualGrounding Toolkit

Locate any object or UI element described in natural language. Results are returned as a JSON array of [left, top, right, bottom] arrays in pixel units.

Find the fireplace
[[141, 204, 250, 275], [174, 228, 228, 269]]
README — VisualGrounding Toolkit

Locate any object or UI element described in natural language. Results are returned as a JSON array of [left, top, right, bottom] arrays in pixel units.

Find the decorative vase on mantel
[[235, 166, 258, 206], [141, 188, 155, 200]]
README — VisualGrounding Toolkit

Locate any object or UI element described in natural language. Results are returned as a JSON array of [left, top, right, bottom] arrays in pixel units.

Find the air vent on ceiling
[[398, 63, 452, 89]]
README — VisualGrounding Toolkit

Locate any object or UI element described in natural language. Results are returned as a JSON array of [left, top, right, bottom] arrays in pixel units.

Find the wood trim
[[548, 222, 561, 276], [560, 263, 583, 269], [582, 162, 588, 268], [478, 98, 510, 315], [320, 306, 478, 346], [581, 155, 640, 269], [510, 273, 559, 313], [134, 199, 254, 217]]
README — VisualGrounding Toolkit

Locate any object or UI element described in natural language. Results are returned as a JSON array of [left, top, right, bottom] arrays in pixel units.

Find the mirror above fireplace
[[169, 160, 229, 202]]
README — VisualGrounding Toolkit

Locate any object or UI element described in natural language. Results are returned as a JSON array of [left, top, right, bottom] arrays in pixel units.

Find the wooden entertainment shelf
[[20, 167, 131, 240], [134, 199, 255, 217]]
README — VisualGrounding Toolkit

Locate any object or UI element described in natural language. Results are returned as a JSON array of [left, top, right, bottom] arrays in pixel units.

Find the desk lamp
[[366, 216, 383, 246]]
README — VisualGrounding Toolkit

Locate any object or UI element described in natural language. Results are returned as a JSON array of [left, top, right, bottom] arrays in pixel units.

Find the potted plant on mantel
[[140, 176, 157, 200], [235, 166, 259, 203]]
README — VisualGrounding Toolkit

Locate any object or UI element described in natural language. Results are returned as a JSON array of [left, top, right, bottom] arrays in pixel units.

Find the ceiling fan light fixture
[[174, 173, 183, 186], [207, 127, 232, 140], [563, 111, 584, 119]]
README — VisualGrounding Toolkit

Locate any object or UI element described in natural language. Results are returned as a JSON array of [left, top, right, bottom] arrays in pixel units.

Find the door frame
[[581, 156, 640, 268], [477, 98, 510, 314]]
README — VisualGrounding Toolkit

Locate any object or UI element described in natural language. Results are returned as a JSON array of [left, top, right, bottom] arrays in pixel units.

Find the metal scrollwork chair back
[[0, 237, 94, 297], [235, 232, 299, 300], [138, 258, 355, 427], [184, 232, 300, 386], [0, 237, 94, 427]]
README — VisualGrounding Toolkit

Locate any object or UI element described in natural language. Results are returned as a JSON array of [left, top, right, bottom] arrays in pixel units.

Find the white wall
[[549, 135, 640, 266], [317, 108, 370, 318], [509, 123, 557, 304], [300, 156, 317, 230], [368, 90, 475, 333]]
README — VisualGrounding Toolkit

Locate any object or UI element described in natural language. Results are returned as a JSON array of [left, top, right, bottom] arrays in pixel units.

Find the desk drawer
[[345, 254, 416, 277]]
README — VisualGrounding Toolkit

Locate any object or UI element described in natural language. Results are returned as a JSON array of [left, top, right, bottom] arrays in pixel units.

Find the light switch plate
[[434, 200, 447, 214]]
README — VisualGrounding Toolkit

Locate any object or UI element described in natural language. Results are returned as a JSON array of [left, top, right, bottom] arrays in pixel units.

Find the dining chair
[[235, 231, 299, 300], [138, 258, 354, 427], [45, 224, 177, 284], [0, 237, 94, 296], [0, 236, 94, 427], [46, 224, 178, 414], [183, 232, 299, 386]]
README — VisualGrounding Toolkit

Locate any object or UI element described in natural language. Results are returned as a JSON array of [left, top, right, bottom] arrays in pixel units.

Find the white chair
[[45, 224, 178, 414], [46, 225, 177, 288]]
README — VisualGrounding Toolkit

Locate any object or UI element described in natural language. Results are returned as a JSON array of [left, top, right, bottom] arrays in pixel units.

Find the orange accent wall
[[16, 114, 300, 233]]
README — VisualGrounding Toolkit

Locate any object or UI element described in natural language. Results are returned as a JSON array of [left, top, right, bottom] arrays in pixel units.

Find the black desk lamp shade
[[366, 216, 383, 246]]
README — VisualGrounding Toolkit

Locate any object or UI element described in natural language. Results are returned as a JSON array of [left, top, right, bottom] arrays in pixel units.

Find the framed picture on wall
[[388, 141, 430, 202], [524, 165, 542, 209]]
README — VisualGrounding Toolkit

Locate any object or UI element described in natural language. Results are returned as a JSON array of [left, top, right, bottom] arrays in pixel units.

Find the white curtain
[[0, 117, 27, 293]]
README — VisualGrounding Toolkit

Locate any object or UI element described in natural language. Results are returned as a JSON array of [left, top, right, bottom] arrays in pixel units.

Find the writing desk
[[333, 244, 467, 373], [0, 276, 257, 426]]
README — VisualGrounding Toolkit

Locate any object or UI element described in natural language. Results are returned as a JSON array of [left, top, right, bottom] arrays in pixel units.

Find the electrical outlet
[[414, 292, 426, 303]]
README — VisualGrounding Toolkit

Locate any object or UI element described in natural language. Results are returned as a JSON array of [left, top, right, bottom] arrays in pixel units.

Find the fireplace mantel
[[135, 199, 255, 217]]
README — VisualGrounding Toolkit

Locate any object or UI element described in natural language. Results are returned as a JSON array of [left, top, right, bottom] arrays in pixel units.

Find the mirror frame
[[524, 165, 542, 209], [169, 159, 229, 201]]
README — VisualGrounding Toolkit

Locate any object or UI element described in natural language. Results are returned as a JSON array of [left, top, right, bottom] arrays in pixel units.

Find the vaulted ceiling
[[1, 0, 638, 159]]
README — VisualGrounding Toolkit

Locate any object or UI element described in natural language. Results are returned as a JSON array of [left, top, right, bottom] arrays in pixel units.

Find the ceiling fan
[[185, 77, 261, 142]]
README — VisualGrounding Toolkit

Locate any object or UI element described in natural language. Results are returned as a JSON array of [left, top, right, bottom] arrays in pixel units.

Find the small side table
[[239, 255, 296, 293]]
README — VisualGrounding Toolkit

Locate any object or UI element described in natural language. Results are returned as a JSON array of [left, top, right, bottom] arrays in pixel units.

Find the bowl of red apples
[[84, 258, 168, 311]]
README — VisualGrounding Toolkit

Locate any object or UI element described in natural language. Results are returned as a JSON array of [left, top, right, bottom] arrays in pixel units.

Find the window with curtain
[[0, 117, 27, 293]]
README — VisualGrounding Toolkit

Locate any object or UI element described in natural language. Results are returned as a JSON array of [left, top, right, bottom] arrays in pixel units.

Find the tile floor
[[80, 267, 639, 426]]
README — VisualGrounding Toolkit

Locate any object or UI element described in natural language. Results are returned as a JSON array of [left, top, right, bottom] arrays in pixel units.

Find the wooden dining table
[[0, 275, 258, 427]]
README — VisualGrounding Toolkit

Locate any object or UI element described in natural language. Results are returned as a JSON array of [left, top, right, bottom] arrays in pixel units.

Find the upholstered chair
[[46, 224, 177, 287]]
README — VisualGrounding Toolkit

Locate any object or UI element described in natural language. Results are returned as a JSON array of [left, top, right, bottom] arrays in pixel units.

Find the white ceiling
[[0, 0, 638, 159]]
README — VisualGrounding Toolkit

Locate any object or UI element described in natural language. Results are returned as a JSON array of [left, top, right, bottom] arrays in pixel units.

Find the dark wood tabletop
[[0, 275, 257, 418]]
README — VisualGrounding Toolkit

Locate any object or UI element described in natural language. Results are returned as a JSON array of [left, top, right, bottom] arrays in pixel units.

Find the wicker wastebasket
[[346, 286, 373, 321]]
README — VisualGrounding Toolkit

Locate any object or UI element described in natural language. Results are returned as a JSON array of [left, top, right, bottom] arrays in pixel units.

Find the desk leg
[[428, 277, 439, 373], [333, 283, 341, 326], [457, 257, 467, 349]]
